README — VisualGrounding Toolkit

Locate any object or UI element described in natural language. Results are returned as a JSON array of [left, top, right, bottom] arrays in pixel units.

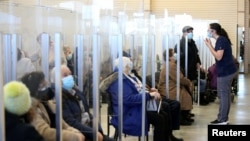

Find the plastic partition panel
[[110, 35, 118, 71], [3, 34, 11, 84], [164, 34, 169, 98], [176, 36, 181, 101], [141, 35, 148, 140], [129, 34, 134, 61], [54, 33, 62, 141], [199, 36, 206, 69], [41, 33, 50, 81], [185, 35, 188, 78], [117, 34, 123, 140], [92, 33, 101, 141], [197, 68, 200, 105], [75, 34, 84, 91], [150, 34, 156, 88], [0, 33, 6, 141], [11, 34, 17, 80]]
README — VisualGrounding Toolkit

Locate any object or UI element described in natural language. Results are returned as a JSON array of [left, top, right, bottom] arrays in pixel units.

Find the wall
[[150, 0, 238, 56]]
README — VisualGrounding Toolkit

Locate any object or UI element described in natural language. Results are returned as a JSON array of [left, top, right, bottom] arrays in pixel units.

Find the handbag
[[147, 99, 162, 113]]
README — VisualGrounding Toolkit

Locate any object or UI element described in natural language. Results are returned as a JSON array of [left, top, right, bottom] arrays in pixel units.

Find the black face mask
[[37, 87, 55, 101]]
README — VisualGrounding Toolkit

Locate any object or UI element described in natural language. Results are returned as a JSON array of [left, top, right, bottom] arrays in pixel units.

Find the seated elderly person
[[158, 48, 194, 125], [4, 81, 44, 141], [100, 57, 170, 141], [21, 71, 85, 141], [50, 65, 114, 141]]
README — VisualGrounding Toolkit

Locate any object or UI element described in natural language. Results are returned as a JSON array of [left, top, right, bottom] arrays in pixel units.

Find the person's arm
[[108, 79, 151, 107], [32, 107, 82, 141], [204, 38, 224, 61], [62, 100, 89, 131]]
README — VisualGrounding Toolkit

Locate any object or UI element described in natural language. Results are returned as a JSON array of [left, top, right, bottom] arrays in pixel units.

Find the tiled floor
[[98, 73, 250, 141]]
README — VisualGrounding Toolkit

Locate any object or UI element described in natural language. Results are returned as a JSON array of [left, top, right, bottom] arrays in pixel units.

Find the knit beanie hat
[[4, 81, 31, 116]]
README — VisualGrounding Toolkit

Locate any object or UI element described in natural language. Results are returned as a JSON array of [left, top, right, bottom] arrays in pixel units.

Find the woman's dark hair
[[209, 23, 232, 45], [163, 48, 174, 61], [20, 71, 45, 98]]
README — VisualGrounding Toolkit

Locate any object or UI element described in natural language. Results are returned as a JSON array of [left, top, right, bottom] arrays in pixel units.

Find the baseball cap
[[182, 26, 194, 33]]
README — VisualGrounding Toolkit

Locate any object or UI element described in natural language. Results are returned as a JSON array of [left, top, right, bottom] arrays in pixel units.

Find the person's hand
[[204, 38, 212, 47], [77, 134, 85, 141], [196, 63, 201, 70], [150, 87, 158, 92], [149, 91, 161, 100], [189, 82, 194, 92], [200, 67, 207, 73]]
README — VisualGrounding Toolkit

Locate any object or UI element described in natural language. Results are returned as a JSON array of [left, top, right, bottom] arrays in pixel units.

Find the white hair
[[114, 57, 131, 71]]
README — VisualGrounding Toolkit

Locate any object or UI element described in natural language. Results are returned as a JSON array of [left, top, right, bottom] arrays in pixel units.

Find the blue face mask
[[207, 32, 213, 38], [173, 53, 177, 60], [62, 75, 75, 90], [66, 54, 72, 60], [187, 33, 193, 39]]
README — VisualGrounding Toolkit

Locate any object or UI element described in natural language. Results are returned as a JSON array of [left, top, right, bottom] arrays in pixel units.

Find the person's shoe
[[188, 113, 195, 117], [200, 101, 209, 105], [103, 135, 115, 141], [170, 134, 183, 141], [209, 120, 229, 125], [180, 119, 192, 126], [186, 117, 194, 122]]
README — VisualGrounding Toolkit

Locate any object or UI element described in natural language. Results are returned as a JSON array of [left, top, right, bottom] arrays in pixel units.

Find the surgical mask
[[66, 53, 72, 60], [129, 61, 134, 73], [173, 53, 177, 60], [37, 87, 55, 101], [187, 33, 193, 39], [62, 75, 75, 90], [129, 61, 133, 69], [207, 32, 213, 38]]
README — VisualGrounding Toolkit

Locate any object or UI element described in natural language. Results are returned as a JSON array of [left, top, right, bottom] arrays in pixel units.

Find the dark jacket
[[175, 37, 201, 80], [5, 110, 44, 141], [61, 88, 92, 128], [104, 72, 151, 136]]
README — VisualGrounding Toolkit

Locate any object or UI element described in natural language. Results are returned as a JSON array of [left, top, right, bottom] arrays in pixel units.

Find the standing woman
[[204, 23, 237, 125]]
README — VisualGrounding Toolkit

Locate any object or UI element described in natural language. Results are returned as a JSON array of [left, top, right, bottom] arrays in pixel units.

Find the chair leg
[[138, 136, 148, 141], [107, 118, 110, 137], [114, 129, 118, 141]]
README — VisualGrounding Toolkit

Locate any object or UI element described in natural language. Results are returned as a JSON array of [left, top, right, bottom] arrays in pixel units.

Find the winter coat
[[30, 98, 83, 141], [61, 88, 94, 130], [158, 61, 193, 110], [5, 110, 44, 141], [175, 37, 201, 81], [101, 72, 151, 136]]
